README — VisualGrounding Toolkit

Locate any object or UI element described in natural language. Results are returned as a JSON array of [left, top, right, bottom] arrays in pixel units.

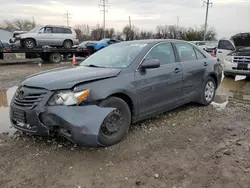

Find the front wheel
[[23, 39, 36, 49], [98, 97, 131, 146], [199, 77, 216, 106]]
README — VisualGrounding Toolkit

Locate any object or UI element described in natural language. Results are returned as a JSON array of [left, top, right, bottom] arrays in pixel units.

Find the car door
[[135, 42, 183, 117], [52, 27, 64, 46], [217, 39, 235, 62], [174, 42, 207, 100], [37, 27, 54, 46]]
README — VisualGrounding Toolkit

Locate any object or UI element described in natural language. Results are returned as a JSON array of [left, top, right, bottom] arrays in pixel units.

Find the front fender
[[46, 105, 116, 146]]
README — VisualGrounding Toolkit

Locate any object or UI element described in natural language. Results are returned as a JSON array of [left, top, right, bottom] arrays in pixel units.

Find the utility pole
[[32, 16, 36, 27], [176, 16, 180, 28], [203, 0, 213, 41], [65, 10, 71, 26], [129, 16, 131, 30], [100, 0, 109, 38], [129, 16, 132, 40]]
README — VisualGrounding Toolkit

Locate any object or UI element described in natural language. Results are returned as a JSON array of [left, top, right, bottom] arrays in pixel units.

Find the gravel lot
[[0, 63, 250, 188]]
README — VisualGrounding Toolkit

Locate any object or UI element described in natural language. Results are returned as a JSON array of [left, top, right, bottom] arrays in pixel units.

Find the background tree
[[122, 25, 139, 41], [74, 24, 91, 41], [0, 19, 36, 31]]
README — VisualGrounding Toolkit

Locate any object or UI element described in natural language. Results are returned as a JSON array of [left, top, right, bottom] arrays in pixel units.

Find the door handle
[[217, 51, 222, 53], [174, 68, 180, 73], [204, 62, 208, 66]]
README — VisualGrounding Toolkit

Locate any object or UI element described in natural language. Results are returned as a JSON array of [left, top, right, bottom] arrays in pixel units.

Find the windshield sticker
[[130, 44, 147, 48]]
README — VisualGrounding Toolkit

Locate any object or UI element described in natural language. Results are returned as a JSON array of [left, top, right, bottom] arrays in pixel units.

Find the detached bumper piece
[[10, 104, 115, 147]]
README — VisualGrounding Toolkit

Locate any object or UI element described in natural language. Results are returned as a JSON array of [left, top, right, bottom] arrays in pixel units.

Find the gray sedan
[[10, 39, 223, 147]]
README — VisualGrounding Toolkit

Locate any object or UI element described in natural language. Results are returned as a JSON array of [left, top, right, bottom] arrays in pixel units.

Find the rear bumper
[[224, 60, 250, 75], [10, 104, 115, 147]]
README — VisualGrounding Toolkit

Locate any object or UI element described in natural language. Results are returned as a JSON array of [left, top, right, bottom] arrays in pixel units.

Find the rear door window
[[175, 42, 197, 61], [194, 48, 206, 59], [218, 40, 234, 50], [53, 27, 64, 34]]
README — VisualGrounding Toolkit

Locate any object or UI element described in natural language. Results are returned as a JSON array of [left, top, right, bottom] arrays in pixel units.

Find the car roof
[[42, 25, 72, 29], [120, 39, 188, 45]]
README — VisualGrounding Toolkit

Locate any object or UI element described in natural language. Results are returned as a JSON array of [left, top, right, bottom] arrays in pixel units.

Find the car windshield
[[79, 42, 148, 68], [238, 46, 250, 51], [28, 26, 41, 33]]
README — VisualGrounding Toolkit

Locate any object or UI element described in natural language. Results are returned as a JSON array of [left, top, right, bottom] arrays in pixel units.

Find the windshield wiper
[[84, 64, 105, 68]]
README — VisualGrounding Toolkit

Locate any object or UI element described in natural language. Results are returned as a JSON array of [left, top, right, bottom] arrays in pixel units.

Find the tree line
[[0, 19, 217, 41]]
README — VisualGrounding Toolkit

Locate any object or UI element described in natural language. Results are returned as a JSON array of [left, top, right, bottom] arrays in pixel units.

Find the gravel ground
[[0, 63, 250, 188]]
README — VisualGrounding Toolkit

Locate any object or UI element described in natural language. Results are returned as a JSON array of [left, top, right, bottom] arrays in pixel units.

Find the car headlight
[[48, 89, 90, 106], [225, 56, 233, 63]]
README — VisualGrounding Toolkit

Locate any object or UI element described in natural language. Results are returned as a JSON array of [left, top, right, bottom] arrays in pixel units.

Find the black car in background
[[10, 39, 223, 147]]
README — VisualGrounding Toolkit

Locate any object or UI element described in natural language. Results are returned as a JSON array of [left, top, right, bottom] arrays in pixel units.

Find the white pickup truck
[[216, 33, 250, 77]]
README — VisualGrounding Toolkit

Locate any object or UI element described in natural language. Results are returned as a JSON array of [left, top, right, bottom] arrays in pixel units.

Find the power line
[[99, 0, 109, 38], [203, 0, 213, 41], [64, 10, 72, 26]]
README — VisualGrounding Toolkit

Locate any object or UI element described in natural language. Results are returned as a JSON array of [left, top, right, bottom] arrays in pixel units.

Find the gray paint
[[10, 39, 223, 146], [0, 29, 12, 42]]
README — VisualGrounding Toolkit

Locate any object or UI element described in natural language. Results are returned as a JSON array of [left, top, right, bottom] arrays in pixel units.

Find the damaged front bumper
[[10, 104, 115, 147]]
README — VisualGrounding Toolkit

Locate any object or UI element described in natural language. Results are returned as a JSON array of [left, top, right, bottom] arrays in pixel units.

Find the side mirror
[[140, 59, 160, 70]]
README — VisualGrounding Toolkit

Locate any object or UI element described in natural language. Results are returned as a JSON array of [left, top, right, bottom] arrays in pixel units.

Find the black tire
[[198, 77, 216, 106], [98, 97, 131, 146], [63, 40, 73, 48], [23, 38, 36, 49], [49, 53, 62, 63]]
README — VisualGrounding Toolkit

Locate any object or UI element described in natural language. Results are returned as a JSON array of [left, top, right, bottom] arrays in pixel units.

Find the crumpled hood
[[21, 66, 121, 90]]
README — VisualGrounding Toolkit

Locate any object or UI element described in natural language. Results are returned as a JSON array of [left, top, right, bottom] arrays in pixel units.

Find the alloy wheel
[[205, 81, 215, 102]]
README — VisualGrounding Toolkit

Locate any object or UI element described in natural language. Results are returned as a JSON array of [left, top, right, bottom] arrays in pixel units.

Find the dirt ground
[[0, 63, 250, 188]]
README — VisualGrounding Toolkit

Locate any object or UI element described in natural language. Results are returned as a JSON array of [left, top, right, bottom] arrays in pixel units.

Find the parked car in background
[[86, 38, 121, 52], [190, 41, 207, 50], [73, 40, 98, 49], [10, 25, 79, 49], [0, 40, 11, 49], [205, 41, 218, 54], [10, 39, 222, 147], [217, 33, 250, 77]]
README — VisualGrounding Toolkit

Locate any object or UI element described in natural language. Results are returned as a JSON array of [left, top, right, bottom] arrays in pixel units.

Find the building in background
[[0, 29, 12, 42]]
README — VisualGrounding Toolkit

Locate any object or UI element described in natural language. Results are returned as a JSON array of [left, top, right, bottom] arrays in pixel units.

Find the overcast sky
[[0, 0, 250, 38]]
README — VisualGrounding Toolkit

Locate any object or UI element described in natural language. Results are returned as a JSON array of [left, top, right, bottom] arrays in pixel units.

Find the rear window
[[218, 40, 234, 50], [63, 28, 72, 34]]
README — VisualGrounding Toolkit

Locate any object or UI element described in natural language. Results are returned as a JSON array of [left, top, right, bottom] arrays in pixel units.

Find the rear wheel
[[63, 40, 73, 48], [199, 77, 216, 106], [49, 53, 62, 63], [98, 97, 131, 146]]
